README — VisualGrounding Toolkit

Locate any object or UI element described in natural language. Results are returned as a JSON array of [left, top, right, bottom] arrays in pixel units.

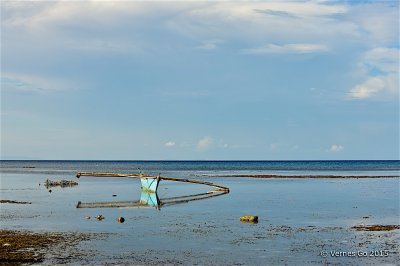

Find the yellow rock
[[240, 216, 258, 223]]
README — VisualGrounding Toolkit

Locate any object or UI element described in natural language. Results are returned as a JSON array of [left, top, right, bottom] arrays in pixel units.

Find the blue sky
[[1, 0, 399, 160]]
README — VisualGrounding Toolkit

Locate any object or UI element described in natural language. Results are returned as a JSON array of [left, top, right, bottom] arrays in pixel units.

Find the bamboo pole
[[159, 176, 229, 192], [76, 172, 139, 178], [76, 172, 229, 192]]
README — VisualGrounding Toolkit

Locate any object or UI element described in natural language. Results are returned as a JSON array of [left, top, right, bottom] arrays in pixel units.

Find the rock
[[112, 195, 117, 197], [85, 216, 91, 220], [240, 215, 258, 223], [117, 217, 125, 223], [96, 215, 105, 221]]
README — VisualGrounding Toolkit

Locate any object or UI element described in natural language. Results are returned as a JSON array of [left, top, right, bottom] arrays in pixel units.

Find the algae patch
[[0, 200, 31, 204], [0, 230, 92, 264], [44, 179, 78, 188], [352, 225, 400, 231]]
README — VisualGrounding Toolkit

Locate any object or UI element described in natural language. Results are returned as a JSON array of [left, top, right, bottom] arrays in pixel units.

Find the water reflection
[[76, 189, 228, 210], [139, 190, 160, 208]]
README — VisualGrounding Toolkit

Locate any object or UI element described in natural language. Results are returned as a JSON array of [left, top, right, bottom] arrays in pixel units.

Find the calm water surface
[[1, 161, 399, 265]]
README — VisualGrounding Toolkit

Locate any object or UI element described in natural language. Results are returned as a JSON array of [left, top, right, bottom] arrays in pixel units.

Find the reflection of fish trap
[[75, 172, 229, 210]]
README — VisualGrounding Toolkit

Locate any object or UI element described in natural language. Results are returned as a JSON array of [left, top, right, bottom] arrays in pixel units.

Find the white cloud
[[3, 1, 398, 101], [242, 43, 330, 55], [329, 144, 344, 153], [349, 76, 386, 99], [195, 39, 223, 50], [349, 48, 399, 100], [165, 1, 355, 46], [197, 136, 213, 151], [2, 1, 391, 53], [351, 3, 398, 46], [164, 141, 176, 147], [269, 143, 280, 150], [0, 1, 376, 59], [69, 39, 141, 55], [1, 72, 71, 93], [363, 48, 398, 73]]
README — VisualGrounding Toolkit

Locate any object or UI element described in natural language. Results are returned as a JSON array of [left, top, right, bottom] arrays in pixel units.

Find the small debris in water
[[44, 179, 78, 188], [240, 216, 258, 223], [96, 215, 105, 221], [117, 217, 125, 223], [48, 190, 52, 193], [112, 195, 117, 197], [85, 216, 91, 220]]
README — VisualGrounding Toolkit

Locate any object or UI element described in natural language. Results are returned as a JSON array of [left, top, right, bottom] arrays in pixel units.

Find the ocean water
[[1, 160, 399, 177], [1, 160, 399, 265]]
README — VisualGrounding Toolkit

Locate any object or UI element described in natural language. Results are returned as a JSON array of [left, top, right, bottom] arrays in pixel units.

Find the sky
[[1, 0, 399, 160]]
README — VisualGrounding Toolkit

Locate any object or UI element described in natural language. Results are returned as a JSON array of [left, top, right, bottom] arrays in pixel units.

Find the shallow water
[[1, 168, 399, 265]]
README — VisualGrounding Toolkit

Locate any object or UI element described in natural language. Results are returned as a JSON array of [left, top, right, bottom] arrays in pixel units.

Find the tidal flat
[[1, 172, 399, 265]]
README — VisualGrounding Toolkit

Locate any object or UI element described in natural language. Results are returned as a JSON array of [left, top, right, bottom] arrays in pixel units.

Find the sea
[[1, 160, 400, 177], [1, 160, 399, 265]]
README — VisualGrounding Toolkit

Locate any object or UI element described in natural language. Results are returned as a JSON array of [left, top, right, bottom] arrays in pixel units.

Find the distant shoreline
[[1, 159, 400, 162], [1, 160, 399, 178], [202, 174, 400, 179]]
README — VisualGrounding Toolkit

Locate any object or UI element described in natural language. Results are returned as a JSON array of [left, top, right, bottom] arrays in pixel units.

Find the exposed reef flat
[[0, 230, 94, 264], [352, 225, 400, 231]]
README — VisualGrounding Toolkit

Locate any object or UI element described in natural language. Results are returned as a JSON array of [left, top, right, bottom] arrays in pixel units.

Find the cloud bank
[[197, 136, 213, 151], [164, 141, 176, 147], [242, 43, 329, 55], [329, 144, 344, 153]]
